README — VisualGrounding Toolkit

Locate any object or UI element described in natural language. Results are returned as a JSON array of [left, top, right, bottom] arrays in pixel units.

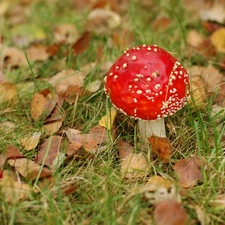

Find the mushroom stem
[[138, 118, 166, 138]]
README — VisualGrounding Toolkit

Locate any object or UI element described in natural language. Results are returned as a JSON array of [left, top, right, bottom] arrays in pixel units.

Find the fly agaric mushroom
[[104, 44, 190, 139]]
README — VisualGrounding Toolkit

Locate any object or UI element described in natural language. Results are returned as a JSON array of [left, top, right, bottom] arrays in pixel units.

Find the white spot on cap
[[123, 63, 127, 68], [136, 74, 143, 78], [137, 90, 142, 94], [132, 56, 137, 61], [109, 72, 113, 76], [116, 66, 119, 69], [134, 78, 139, 82], [134, 98, 137, 103], [114, 75, 118, 79], [154, 48, 158, 52], [146, 77, 151, 82], [155, 84, 161, 89]]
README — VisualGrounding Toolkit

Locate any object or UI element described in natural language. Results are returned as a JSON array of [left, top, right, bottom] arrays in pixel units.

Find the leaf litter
[[1, 0, 225, 223]]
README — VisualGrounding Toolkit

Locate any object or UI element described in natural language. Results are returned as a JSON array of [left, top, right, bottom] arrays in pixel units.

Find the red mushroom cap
[[104, 44, 190, 120]]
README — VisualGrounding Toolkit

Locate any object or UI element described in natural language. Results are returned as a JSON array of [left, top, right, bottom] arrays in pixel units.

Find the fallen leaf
[[0, 82, 18, 103], [152, 17, 171, 31], [2, 47, 27, 68], [35, 136, 63, 168], [154, 200, 188, 225], [85, 79, 101, 93], [117, 139, 134, 159], [200, 0, 225, 24], [89, 125, 109, 145], [48, 69, 85, 103], [0, 121, 16, 133], [0, 70, 6, 83], [202, 21, 223, 34], [0, 170, 34, 202], [8, 158, 51, 180], [148, 136, 172, 162], [99, 107, 117, 130], [30, 90, 57, 121], [211, 28, 225, 53], [86, 9, 121, 34], [195, 205, 211, 225], [173, 156, 207, 188], [20, 132, 42, 151], [189, 75, 207, 108], [2, 145, 24, 159], [186, 29, 204, 48], [26, 44, 50, 61], [72, 31, 90, 54], [210, 194, 225, 208], [42, 119, 63, 135], [53, 23, 80, 44], [121, 153, 149, 179]]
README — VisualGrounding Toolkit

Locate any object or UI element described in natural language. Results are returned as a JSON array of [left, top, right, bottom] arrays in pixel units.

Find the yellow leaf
[[20, 132, 41, 151], [211, 28, 225, 53], [99, 107, 117, 130]]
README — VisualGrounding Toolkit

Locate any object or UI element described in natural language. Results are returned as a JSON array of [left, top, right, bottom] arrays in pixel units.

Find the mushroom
[[104, 44, 190, 139]]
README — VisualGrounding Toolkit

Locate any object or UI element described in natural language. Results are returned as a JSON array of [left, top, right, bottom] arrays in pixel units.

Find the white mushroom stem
[[138, 118, 166, 138]]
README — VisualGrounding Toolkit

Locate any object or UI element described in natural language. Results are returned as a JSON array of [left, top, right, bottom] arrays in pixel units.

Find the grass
[[1, 0, 225, 224]]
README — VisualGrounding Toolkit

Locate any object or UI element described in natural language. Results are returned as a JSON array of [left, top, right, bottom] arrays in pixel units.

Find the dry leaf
[[211, 28, 225, 53], [117, 139, 134, 159], [2, 145, 24, 159], [99, 107, 117, 130], [173, 156, 207, 188], [146, 176, 173, 190], [210, 194, 225, 208], [26, 44, 50, 61], [148, 136, 172, 162], [152, 17, 171, 31], [189, 75, 207, 108], [30, 90, 57, 121], [0, 70, 7, 83], [86, 9, 121, 34], [112, 28, 134, 50], [186, 29, 204, 48], [72, 31, 90, 54], [43, 119, 63, 135], [85, 79, 101, 92], [8, 158, 51, 180], [195, 205, 211, 225], [200, 0, 225, 24], [154, 200, 188, 225], [53, 23, 80, 44], [20, 132, 41, 151], [2, 47, 27, 68], [0, 121, 16, 133], [35, 136, 62, 168], [48, 69, 85, 103], [0, 170, 34, 202], [89, 125, 108, 145], [121, 153, 149, 179], [0, 82, 18, 103]]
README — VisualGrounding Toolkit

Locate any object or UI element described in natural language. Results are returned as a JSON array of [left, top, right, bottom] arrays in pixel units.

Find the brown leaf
[[173, 156, 207, 188], [26, 44, 50, 61], [148, 136, 172, 163], [152, 17, 171, 31], [43, 119, 63, 135], [154, 200, 188, 225], [117, 139, 134, 159], [35, 135, 63, 168], [186, 29, 204, 49], [2, 145, 24, 159], [89, 125, 108, 145], [121, 153, 149, 179], [0, 82, 18, 103], [86, 9, 121, 34], [2, 47, 27, 68], [8, 158, 51, 180], [53, 23, 80, 44], [0, 70, 6, 83], [72, 31, 90, 54], [112, 28, 134, 50], [0, 170, 34, 202], [48, 69, 85, 103], [30, 90, 57, 121]]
